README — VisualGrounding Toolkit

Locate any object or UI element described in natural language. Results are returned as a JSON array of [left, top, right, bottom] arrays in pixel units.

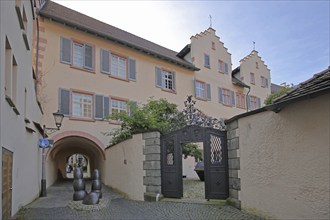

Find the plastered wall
[[236, 93, 329, 219]]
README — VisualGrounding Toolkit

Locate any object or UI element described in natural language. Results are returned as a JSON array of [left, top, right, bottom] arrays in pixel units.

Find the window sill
[[109, 75, 129, 82], [221, 103, 233, 108], [69, 117, 96, 122], [236, 106, 246, 110], [195, 97, 207, 102], [204, 65, 210, 69], [161, 88, 176, 94], [70, 65, 95, 73]]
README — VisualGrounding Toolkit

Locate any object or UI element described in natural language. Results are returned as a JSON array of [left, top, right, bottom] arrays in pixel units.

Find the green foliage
[[105, 98, 186, 146], [264, 85, 293, 105], [182, 143, 203, 162]]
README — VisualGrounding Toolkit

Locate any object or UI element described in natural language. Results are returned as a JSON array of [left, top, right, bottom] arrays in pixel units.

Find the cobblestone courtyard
[[13, 180, 263, 220]]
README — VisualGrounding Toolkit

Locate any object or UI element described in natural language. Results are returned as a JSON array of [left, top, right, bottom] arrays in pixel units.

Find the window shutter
[[172, 73, 176, 90], [155, 67, 162, 87], [101, 49, 110, 73], [231, 90, 235, 106], [128, 58, 136, 81], [218, 87, 223, 103], [104, 96, 110, 118], [193, 80, 197, 97], [60, 37, 71, 64], [59, 88, 70, 115], [224, 63, 228, 74], [206, 83, 211, 100], [94, 95, 104, 119], [128, 101, 137, 116], [84, 44, 94, 69], [257, 97, 261, 108], [247, 96, 251, 111]]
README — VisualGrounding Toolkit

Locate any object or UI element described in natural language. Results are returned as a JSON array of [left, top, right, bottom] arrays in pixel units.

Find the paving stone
[[13, 179, 263, 220]]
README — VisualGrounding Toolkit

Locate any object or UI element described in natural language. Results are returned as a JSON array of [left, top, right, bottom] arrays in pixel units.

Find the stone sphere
[[92, 169, 100, 180], [82, 192, 100, 205], [73, 190, 87, 201], [73, 167, 83, 179], [73, 179, 85, 191]]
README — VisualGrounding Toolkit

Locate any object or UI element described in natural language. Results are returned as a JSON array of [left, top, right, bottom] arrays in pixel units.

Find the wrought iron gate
[[161, 125, 228, 199]]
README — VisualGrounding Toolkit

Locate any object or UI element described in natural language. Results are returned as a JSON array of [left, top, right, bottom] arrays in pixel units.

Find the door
[[204, 128, 228, 199], [161, 133, 182, 198], [2, 148, 13, 220]]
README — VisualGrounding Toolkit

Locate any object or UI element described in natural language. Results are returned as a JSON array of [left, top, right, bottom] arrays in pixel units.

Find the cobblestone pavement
[[13, 180, 263, 220]]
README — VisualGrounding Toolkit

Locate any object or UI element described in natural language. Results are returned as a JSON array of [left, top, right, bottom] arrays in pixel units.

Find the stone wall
[[142, 132, 162, 201], [226, 120, 241, 209]]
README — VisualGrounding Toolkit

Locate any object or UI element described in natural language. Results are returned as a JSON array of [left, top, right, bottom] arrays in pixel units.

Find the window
[[218, 60, 229, 74], [218, 87, 235, 106], [72, 93, 93, 118], [247, 95, 261, 111], [111, 54, 127, 79], [261, 76, 269, 88], [256, 62, 259, 69], [155, 67, 175, 91], [100, 49, 136, 81], [212, 42, 215, 50], [111, 99, 127, 114], [195, 80, 211, 100], [250, 72, 255, 84], [236, 92, 246, 109], [204, 54, 210, 68], [60, 37, 94, 70]]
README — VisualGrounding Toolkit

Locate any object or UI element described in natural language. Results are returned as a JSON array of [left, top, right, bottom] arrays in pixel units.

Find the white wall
[[104, 133, 146, 200], [238, 93, 330, 219]]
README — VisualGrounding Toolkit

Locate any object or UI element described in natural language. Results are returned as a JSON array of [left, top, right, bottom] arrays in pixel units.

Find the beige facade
[[231, 93, 330, 219], [0, 0, 43, 218], [36, 1, 272, 192]]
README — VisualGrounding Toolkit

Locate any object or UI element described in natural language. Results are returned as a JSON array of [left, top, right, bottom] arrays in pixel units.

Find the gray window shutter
[[193, 80, 197, 97], [84, 44, 94, 69], [128, 58, 136, 81], [128, 101, 137, 116], [224, 63, 228, 74], [104, 96, 110, 117], [206, 83, 211, 100], [155, 67, 162, 87], [94, 95, 104, 119], [60, 37, 71, 64], [231, 90, 235, 106], [172, 73, 176, 90], [257, 97, 261, 108], [101, 49, 110, 73], [218, 87, 223, 103], [247, 96, 251, 111], [59, 88, 70, 115]]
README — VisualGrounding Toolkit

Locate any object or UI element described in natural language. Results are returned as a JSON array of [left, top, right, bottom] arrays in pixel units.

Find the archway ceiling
[[49, 136, 104, 160]]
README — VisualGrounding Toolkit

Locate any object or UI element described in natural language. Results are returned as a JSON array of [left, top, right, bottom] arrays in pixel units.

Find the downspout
[[245, 86, 251, 112]]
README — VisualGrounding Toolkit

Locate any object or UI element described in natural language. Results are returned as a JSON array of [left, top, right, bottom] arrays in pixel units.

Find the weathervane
[[183, 96, 226, 130], [209, 14, 212, 28], [253, 41, 256, 50]]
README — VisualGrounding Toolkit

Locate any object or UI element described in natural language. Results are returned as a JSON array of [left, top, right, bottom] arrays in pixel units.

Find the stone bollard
[[73, 167, 87, 201]]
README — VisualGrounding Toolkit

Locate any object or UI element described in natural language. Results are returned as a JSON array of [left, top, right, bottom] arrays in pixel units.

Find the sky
[[53, 0, 330, 85]]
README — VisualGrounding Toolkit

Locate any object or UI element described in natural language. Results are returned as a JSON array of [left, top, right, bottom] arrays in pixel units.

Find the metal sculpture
[[73, 167, 87, 201], [82, 169, 102, 205], [183, 95, 226, 130]]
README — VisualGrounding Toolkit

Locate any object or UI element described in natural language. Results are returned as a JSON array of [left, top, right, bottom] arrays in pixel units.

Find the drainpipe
[[246, 86, 251, 112]]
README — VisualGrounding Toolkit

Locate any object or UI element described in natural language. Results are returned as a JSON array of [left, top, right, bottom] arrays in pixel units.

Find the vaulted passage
[[46, 134, 105, 185]]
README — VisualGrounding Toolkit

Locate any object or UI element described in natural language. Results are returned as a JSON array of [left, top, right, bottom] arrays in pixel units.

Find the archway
[[46, 131, 106, 186]]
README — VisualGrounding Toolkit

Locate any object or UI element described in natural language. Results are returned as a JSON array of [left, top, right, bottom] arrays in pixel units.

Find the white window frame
[[162, 70, 174, 90], [72, 92, 93, 118], [111, 54, 127, 79], [111, 99, 128, 115], [196, 81, 205, 99]]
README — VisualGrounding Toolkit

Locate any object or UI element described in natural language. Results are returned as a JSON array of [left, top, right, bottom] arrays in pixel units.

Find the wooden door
[[2, 148, 13, 220]]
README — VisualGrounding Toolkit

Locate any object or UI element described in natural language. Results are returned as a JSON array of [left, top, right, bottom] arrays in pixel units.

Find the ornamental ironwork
[[182, 96, 226, 131]]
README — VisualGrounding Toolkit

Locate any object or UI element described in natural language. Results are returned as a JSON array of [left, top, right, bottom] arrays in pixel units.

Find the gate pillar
[[142, 132, 162, 201]]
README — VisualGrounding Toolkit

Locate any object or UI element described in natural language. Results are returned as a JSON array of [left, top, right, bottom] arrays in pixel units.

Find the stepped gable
[[39, 1, 198, 71], [239, 50, 270, 71], [190, 28, 231, 55]]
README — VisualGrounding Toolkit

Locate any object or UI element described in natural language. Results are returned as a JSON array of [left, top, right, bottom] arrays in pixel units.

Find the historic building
[[34, 0, 272, 187], [0, 0, 43, 218]]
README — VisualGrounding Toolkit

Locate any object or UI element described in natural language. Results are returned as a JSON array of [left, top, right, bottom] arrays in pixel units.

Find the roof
[[226, 67, 330, 123], [271, 83, 285, 94], [232, 77, 250, 88], [272, 67, 330, 106], [39, 1, 198, 71]]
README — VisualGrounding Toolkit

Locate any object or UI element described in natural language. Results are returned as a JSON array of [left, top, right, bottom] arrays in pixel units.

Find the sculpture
[[82, 169, 102, 205], [73, 167, 87, 201]]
